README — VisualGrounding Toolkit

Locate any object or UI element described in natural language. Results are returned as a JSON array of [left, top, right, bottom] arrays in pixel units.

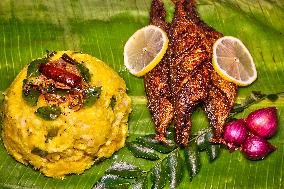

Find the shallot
[[241, 135, 276, 160], [245, 107, 278, 138], [223, 119, 248, 150]]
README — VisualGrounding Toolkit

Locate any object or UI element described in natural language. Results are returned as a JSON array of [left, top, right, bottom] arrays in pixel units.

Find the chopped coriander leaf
[[110, 96, 116, 110]]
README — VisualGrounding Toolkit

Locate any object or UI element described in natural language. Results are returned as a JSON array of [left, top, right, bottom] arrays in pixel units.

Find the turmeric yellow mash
[[2, 51, 131, 178]]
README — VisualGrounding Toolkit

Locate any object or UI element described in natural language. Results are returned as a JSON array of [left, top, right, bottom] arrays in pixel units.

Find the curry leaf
[[132, 174, 148, 189], [266, 94, 279, 102], [76, 63, 91, 83], [184, 143, 200, 181], [35, 105, 61, 120], [31, 147, 48, 157], [110, 96, 116, 110], [127, 142, 160, 161], [166, 150, 183, 189], [136, 134, 176, 154], [27, 58, 48, 78], [206, 144, 220, 162], [92, 175, 130, 189], [151, 161, 167, 189], [105, 162, 143, 179], [229, 91, 284, 120], [83, 86, 101, 107], [22, 87, 41, 106], [22, 79, 41, 106], [203, 129, 220, 162], [195, 128, 213, 151]]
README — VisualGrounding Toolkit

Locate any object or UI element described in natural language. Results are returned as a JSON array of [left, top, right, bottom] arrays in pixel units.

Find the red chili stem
[[39, 64, 82, 88]]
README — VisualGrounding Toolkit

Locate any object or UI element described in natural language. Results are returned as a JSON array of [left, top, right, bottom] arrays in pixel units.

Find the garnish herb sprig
[[227, 91, 284, 121], [93, 128, 218, 189]]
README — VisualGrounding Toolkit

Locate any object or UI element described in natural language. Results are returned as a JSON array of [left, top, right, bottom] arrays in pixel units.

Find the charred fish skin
[[169, 0, 212, 145], [145, 0, 238, 145], [144, 0, 174, 143], [150, 0, 169, 31], [183, 0, 238, 143], [184, 0, 222, 41], [203, 69, 238, 143]]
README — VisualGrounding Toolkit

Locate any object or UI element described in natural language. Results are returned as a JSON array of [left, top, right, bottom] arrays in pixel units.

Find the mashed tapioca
[[2, 51, 131, 178]]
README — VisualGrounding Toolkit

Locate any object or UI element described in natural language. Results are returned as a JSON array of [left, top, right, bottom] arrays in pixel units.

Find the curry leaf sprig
[[227, 91, 284, 121], [93, 128, 219, 189]]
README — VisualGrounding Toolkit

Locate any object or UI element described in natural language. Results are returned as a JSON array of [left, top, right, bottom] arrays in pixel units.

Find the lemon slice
[[124, 25, 168, 77], [212, 36, 257, 86]]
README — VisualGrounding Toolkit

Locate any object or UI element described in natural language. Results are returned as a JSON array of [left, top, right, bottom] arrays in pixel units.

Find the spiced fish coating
[[145, 0, 238, 145], [184, 0, 238, 143], [144, 0, 174, 143], [169, 0, 214, 145]]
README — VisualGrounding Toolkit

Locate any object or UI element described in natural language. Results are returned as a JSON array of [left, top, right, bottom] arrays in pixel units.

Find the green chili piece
[[31, 147, 48, 157], [35, 105, 61, 120], [110, 96, 116, 110], [47, 126, 59, 139], [54, 88, 69, 96]]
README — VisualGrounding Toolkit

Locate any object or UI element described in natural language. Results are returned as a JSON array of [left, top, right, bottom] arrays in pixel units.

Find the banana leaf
[[0, 0, 284, 188]]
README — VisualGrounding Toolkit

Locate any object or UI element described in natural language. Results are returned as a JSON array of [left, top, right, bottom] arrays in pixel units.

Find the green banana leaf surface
[[0, 0, 284, 188]]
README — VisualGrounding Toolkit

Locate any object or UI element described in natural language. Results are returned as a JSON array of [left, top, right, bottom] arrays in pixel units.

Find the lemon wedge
[[124, 25, 168, 77], [212, 36, 257, 86]]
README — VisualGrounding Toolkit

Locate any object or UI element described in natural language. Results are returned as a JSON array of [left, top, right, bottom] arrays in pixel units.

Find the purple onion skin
[[241, 135, 276, 160], [245, 107, 278, 138], [223, 119, 248, 150]]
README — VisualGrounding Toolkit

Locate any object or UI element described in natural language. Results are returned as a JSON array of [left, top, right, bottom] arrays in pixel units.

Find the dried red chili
[[39, 64, 82, 88]]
